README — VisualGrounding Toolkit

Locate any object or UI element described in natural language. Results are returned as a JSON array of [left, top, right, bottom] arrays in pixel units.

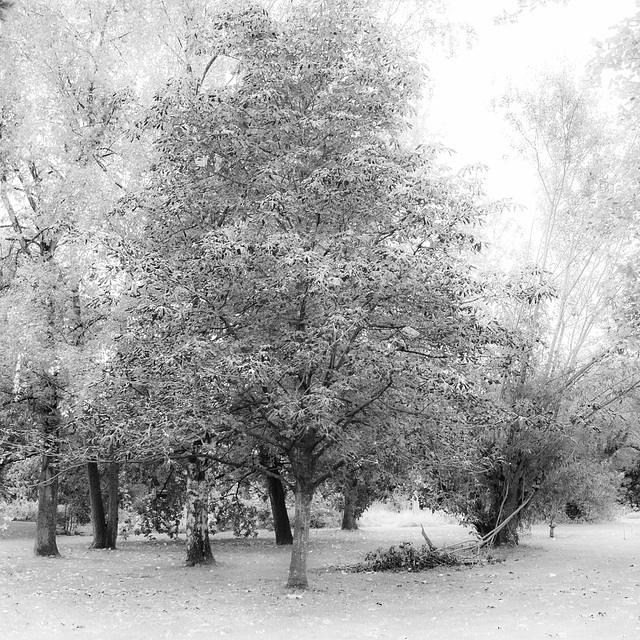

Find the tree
[[0, 0, 140, 555], [119, 0, 500, 588], [455, 69, 637, 544]]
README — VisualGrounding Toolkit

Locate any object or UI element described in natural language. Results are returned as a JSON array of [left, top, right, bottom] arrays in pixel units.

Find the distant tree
[[0, 1, 139, 556], [453, 69, 637, 545]]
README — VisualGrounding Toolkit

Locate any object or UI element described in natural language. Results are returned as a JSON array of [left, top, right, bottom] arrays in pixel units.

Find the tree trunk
[[287, 486, 313, 589], [87, 461, 108, 549], [34, 452, 60, 557], [185, 457, 214, 566], [105, 461, 119, 549], [492, 486, 522, 546], [341, 483, 358, 531], [267, 474, 293, 545]]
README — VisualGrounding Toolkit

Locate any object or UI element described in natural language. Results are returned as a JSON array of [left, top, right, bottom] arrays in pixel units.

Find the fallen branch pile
[[349, 541, 463, 573]]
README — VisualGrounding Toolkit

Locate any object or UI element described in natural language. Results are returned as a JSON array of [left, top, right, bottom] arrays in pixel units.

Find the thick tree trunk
[[341, 483, 358, 531], [105, 461, 119, 549], [34, 452, 60, 557], [87, 461, 108, 549], [267, 474, 293, 545], [287, 486, 313, 589], [488, 486, 522, 547], [185, 457, 214, 566]]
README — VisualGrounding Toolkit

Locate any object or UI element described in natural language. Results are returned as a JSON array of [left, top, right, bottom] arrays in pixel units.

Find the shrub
[[210, 496, 258, 538], [241, 496, 273, 530], [1, 498, 38, 521], [309, 492, 341, 529], [133, 493, 183, 539]]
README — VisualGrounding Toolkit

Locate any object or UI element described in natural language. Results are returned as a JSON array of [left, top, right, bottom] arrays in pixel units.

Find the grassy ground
[[1, 510, 640, 639]]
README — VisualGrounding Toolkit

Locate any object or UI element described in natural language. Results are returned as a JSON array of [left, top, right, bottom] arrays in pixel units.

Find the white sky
[[428, 0, 638, 204]]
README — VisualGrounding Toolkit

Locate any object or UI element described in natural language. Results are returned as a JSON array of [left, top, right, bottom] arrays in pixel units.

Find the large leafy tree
[[118, 0, 500, 587]]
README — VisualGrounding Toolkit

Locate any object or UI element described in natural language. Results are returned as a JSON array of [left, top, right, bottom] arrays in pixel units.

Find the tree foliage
[[109, 0, 504, 586]]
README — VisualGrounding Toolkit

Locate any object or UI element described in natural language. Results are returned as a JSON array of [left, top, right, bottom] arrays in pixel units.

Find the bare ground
[[1, 518, 640, 639]]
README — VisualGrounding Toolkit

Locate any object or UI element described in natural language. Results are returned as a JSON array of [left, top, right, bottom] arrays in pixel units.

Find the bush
[[309, 492, 341, 529], [133, 493, 183, 539], [243, 496, 273, 530], [119, 461, 187, 539], [210, 496, 259, 538], [1, 498, 38, 521], [352, 542, 461, 573], [533, 459, 620, 528], [118, 509, 140, 540]]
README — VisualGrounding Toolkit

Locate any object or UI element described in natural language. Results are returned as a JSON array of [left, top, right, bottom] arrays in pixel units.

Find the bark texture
[[185, 457, 214, 566], [87, 461, 108, 549], [34, 395, 60, 557], [287, 487, 313, 588], [34, 452, 60, 557], [267, 474, 293, 545], [105, 461, 119, 549], [341, 483, 358, 531]]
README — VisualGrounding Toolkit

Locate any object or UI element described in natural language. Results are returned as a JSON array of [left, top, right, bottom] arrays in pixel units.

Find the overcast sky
[[427, 0, 638, 204]]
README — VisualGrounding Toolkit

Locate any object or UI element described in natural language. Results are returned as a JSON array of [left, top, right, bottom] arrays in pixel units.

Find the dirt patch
[[1, 521, 639, 639]]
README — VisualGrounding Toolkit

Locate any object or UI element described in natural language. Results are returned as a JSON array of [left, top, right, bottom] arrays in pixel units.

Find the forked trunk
[[494, 486, 522, 546], [105, 461, 119, 549], [34, 452, 60, 557], [287, 487, 313, 589], [87, 461, 107, 549], [479, 485, 524, 547], [267, 474, 293, 545], [185, 457, 214, 566]]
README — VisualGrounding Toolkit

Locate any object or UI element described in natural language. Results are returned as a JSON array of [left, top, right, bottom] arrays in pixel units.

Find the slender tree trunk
[[105, 461, 119, 549], [287, 485, 314, 589], [87, 461, 107, 549], [267, 474, 293, 545], [34, 452, 60, 557], [341, 482, 358, 531], [185, 457, 214, 566]]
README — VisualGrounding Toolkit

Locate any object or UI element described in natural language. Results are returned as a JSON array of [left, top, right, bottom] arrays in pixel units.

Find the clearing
[[1, 515, 639, 639]]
